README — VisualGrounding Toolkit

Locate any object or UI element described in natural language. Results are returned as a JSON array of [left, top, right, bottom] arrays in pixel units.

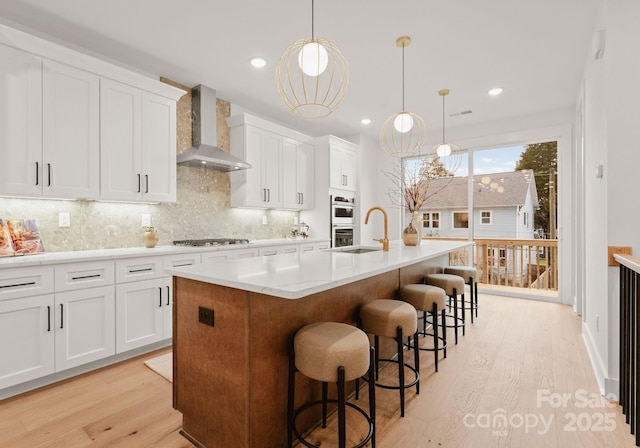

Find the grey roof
[[421, 170, 539, 209]]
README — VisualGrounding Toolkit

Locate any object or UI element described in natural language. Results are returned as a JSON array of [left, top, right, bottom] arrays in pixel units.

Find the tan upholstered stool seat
[[443, 266, 477, 283], [424, 273, 465, 296], [399, 284, 446, 311], [294, 322, 370, 383], [360, 299, 418, 338]]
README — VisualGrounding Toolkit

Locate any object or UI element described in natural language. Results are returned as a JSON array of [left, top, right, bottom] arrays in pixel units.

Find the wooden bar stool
[[444, 266, 479, 323], [424, 273, 466, 344], [398, 284, 447, 372], [288, 322, 376, 448], [359, 299, 419, 417]]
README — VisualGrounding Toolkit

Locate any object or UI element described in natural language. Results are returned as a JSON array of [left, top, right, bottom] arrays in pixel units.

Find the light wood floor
[[0, 294, 636, 448]]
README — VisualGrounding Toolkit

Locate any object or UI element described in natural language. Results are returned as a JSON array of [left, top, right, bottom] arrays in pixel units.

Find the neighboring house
[[415, 169, 539, 239]]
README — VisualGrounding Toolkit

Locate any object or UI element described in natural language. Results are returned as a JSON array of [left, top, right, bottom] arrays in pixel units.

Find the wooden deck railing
[[426, 237, 559, 291]]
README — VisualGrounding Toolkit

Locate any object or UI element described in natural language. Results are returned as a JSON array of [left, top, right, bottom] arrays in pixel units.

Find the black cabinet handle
[[267, 188, 271, 202], [47, 163, 51, 186], [128, 267, 153, 273], [0, 281, 36, 289], [137, 174, 141, 193], [166, 286, 170, 306], [301, 192, 303, 205], [47, 306, 51, 332], [159, 287, 163, 307], [60, 304, 64, 329], [71, 274, 101, 280], [35, 162, 39, 186], [145, 175, 149, 193]]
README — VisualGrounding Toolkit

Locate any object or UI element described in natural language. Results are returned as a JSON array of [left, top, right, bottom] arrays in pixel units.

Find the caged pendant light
[[275, 0, 349, 118], [379, 36, 427, 158], [429, 89, 462, 174]]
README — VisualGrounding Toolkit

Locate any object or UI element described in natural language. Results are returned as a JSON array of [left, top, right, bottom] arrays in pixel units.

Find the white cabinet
[[299, 241, 331, 252], [0, 295, 54, 389], [100, 78, 177, 203], [329, 141, 358, 191], [282, 138, 315, 210], [42, 60, 100, 199], [54, 285, 115, 371], [230, 123, 282, 208], [0, 43, 43, 197], [201, 250, 233, 263], [229, 113, 314, 210]]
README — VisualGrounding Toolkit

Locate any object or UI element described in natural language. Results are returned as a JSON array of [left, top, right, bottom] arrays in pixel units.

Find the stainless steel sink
[[329, 247, 381, 254]]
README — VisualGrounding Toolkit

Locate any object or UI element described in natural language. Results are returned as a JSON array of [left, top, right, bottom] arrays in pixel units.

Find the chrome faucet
[[364, 206, 389, 251]]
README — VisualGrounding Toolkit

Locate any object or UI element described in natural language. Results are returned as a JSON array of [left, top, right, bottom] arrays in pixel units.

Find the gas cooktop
[[173, 238, 250, 247]]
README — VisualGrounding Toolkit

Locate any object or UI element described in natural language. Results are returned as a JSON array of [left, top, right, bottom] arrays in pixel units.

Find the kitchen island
[[167, 240, 472, 448]]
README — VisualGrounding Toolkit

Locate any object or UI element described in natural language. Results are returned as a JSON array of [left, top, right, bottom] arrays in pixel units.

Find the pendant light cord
[[311, 0, 315, 39], [442, 93, 445, 143], [401, 42, 405, 112]]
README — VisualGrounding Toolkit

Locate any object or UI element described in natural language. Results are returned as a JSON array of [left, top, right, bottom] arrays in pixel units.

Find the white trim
[[582, 323, 607, 395]]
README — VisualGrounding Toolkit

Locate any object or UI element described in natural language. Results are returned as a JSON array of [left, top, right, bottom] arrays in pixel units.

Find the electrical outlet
[[262, 215, 268, 225], [198, 306, 214, 327], [58, 212, 70, 228], [141, 214, 151, 227]]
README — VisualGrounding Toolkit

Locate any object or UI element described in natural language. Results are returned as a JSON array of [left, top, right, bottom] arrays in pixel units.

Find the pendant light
[[429, 89, 461, 173], [275, 0, 349, 118], [379, 36, 427, 158]]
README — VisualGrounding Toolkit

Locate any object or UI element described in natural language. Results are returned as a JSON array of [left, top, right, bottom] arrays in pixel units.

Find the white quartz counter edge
[[0, 238, 329, 268], [167, 240, 473, 300]]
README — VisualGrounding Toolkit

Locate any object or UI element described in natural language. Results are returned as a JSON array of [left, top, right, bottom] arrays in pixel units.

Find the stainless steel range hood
[[177, 85, 251, 171]]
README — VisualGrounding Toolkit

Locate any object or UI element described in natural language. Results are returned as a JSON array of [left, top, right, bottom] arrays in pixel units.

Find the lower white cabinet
[[115, 277, 171, 353], [54, 286, 115, 371], [0, 295, 54, 389]]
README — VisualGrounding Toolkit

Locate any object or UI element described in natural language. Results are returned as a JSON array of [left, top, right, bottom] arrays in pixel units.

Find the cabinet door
[[281, 138, 299, 209], [329, 146, 343, 190], [142, 92, 176, 203], [42, 60, 100, 199], [115, 278, 165, 353], [162, 277, 172, 339], [243, 126, 268, 207], [100, 78, 142, 201], [0, 44, 43, 197], [340, 148, 357, 191], [54, 286, 115, 371], [0, 295, 54, 389], [263, 131, 282, 207], [297, 142, 314, 209]]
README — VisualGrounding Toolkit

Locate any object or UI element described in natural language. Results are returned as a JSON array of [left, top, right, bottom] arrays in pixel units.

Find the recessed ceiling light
[[488, 87, 503, 96], [361, 118, 372, 125], [250, 57, 267, 68]]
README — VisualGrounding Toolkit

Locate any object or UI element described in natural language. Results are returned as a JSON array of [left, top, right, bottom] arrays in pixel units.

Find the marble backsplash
[[0, 166, 298, 252]]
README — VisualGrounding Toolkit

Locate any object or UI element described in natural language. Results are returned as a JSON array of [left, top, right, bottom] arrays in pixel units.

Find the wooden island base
[[173, 256, 447, 448]]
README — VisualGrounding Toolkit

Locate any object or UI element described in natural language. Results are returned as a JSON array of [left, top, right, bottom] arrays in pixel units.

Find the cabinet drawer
[[201, 250, 233, 263], [115, 257, 164, 283], [164, 253, 200, 271], [0, 266, 54, 301], [55, 261, 115, 292], [281, 245, 299, 254], [258, 247, 280, 257]]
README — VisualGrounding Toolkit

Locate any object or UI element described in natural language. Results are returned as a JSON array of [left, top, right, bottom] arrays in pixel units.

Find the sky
[[455, 145, 525, 177]]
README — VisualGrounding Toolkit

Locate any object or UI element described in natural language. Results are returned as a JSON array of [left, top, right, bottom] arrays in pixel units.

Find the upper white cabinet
[[43, 60, 100, 199], [100, 79, 177, 203], [228, 113, 314, 210], [0, 43, 43, 197], [329, 139, 358, 192], [282, 138, 315, 210], [0, 24, 182, 202]]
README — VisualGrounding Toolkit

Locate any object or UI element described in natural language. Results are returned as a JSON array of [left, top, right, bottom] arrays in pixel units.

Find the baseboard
[[581, 323, 606, 395], [0, 339, 171, 400], [604, 377, 620, 401]]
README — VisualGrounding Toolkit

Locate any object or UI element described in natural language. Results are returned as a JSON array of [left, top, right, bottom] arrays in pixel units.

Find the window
[[480, 211, 492, 225], [422, 212, 440, 229], [453, 212, 469, 229], [523, 212, 528, 227]]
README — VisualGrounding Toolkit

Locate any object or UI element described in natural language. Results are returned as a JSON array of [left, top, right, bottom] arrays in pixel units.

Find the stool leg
[[459, 289, 466, 336], [322, 382, 328, 428], [413, 330, 420, 395], [452, 294, 459, 344], [368, 346, 376, 448], [432, 302, 439, 372], [374, 335, 380, 380], [337, 366, 346, 448], [422, 310, 427, 336], [287, 351, 295, 448], [396, 326, 406, 417], [468, 278, 474, 324], [474, 281, 479, 318], [441, 308, 447, 358]]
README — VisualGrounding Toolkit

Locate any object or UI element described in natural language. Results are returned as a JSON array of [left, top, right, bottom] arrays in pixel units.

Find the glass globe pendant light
[[379, 36, 427, 158], [275, 0, 349, 118], [430, 89, 462, 173]]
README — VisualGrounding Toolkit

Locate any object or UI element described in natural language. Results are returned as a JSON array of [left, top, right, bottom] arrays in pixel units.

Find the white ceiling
[[0, 0, 601, 143]]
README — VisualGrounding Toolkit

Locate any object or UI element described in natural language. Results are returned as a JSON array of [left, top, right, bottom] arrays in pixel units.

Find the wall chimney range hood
[[177, 85, 251, 172]]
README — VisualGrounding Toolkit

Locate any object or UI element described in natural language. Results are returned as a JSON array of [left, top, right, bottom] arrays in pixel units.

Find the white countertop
[[0, 238, 329, 268], [167, 240, 473, 300]]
